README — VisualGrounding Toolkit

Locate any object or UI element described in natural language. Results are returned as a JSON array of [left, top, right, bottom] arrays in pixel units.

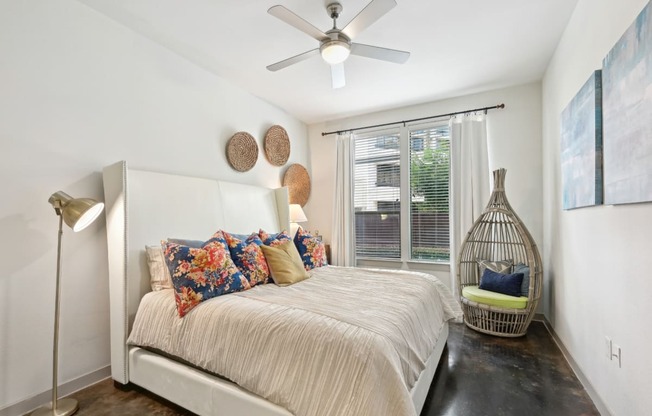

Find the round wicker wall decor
[[282, 163, 311, 207], [227, 132, 258, 172], [264, 125, 290, 166]]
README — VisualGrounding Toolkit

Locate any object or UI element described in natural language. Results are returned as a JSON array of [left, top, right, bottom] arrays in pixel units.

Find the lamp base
[[31, 398, 79, 416]]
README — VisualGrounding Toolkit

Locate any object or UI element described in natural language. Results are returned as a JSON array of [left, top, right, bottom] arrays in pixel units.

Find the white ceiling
[[78, 0, 578, 124]]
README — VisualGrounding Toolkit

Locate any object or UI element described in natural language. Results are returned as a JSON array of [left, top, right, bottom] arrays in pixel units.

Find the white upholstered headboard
[[102, 161, 290, 384]]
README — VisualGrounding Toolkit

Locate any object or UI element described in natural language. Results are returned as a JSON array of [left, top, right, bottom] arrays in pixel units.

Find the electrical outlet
[[605, 336, 612, 360]]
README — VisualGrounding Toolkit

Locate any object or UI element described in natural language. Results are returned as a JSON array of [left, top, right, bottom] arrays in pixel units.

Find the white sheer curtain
[[449, 113, 490, 292], [331, 132, 355, 266]]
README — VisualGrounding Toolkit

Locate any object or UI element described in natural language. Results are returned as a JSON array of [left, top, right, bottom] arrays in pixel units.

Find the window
[[409, 126, 450, 262], [353, 124, 450, 263], [354, 132, 401, 259]]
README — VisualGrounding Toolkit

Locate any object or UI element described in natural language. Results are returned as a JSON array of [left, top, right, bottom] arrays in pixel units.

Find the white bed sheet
[[128, 266, 461, 416]]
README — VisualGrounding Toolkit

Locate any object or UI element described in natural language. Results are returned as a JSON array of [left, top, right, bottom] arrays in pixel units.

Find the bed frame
[[102, 161, 448, 416]]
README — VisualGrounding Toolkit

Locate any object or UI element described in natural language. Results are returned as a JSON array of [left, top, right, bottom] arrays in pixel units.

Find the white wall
[[542, 1, 651, 415], [307, 83, 543, 288], [0, 0, 307, 410]]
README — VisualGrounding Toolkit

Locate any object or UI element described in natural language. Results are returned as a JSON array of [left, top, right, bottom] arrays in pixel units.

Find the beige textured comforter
[[127, 266, 462, 416]]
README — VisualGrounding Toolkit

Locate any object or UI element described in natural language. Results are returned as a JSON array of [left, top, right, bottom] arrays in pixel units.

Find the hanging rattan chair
[[456, 168, 542, 337]]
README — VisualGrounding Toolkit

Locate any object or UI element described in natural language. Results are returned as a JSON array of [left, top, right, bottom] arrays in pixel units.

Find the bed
[[102, 161, 461, 416]]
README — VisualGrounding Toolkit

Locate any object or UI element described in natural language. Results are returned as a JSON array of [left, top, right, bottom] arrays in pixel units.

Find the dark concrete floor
[[59, 321, 599, 416], [421, 321, 599, 416]]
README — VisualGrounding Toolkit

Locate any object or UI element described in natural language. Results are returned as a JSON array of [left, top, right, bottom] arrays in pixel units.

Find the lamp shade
[[48, 191, 104, 232], [289, 204, 307, 223]]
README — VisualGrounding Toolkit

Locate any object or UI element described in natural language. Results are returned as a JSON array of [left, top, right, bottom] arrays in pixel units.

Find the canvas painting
[[560, 70, 603, 210], [602, 1, 652, 205]]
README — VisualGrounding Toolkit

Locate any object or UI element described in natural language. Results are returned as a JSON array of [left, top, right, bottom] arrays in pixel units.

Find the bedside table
[[325, 244, 331, 264]]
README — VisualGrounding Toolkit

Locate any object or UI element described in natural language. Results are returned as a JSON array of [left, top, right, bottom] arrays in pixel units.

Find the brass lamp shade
[[48, 191, 104, 232]]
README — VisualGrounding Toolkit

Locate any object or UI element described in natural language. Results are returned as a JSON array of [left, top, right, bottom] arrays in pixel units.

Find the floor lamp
[[32, 191, 104, 416]]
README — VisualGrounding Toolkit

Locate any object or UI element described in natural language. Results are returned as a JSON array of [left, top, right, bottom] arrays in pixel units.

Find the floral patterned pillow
[[163, 234, 250, 317], [293, 227, 328, 271], [223, 231, 271, 286], [258, 229, 292, 247]]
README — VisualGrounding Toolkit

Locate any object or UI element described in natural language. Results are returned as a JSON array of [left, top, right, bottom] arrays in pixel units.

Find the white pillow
[[145, 245, 173, 291], [476, 258, 513, 279]]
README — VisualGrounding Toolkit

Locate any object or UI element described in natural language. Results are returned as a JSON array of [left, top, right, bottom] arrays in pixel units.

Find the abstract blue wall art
[[560, 70, 603, 210], [603, 1, 652, 205]]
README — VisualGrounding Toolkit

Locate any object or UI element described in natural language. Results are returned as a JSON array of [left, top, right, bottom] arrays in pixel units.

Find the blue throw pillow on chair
[[479, 268, 524, 297], [513, 263, 531, 297]]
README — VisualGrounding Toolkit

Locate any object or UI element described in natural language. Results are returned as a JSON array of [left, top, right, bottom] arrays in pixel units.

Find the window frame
[[352, 121, 451, 266], [407, 123, 451, 263], [353, 128, 402, 260]]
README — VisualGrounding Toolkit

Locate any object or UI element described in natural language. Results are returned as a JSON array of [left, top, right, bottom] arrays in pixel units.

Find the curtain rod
[[320, 103, 505, 137]]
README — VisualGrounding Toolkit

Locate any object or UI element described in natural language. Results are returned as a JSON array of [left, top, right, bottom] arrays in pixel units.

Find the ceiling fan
[[266, 0, 410, 89]]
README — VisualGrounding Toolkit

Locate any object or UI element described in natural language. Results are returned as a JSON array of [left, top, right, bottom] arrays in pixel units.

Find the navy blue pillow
[[479, 269, 524, 297]]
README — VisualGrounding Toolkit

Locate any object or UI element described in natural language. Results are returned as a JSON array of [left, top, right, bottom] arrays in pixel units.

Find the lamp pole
[[52, 214, 64, 411], [32, 205, 79, 416]]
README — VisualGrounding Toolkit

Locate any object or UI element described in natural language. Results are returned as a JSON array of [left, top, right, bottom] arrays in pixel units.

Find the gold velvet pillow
[[260, 241, 309, 286]]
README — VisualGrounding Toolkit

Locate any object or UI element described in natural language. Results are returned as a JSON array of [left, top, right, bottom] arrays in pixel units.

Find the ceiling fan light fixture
[[320, 40, 350, 64]]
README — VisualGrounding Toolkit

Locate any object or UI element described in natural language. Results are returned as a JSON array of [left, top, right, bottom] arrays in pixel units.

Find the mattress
[[128, 266, 462, 416]]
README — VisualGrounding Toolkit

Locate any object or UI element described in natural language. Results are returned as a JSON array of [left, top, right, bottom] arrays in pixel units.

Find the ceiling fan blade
[[268, 5, 328, 41], [331, 63, 346, 89], [267, 48, 320, 72], [342, 0, 397, 39], [350, 43, 410, 64]]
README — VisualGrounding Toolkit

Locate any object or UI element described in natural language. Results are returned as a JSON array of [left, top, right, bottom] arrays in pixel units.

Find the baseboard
[[540, 318, 612, 416], [0, 366, 111, 416]]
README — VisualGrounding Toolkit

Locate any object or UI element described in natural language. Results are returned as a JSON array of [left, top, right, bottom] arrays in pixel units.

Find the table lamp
[[289, 204, 307, 237]]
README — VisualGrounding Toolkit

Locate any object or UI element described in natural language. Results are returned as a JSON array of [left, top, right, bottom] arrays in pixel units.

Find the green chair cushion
[[462, 285, 528, 309]]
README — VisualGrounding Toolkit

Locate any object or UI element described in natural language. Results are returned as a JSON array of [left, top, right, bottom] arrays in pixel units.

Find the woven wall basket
[[227, 132, 258, 172], [264, 125, 290, 166], [282, 163, 310, 207]]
